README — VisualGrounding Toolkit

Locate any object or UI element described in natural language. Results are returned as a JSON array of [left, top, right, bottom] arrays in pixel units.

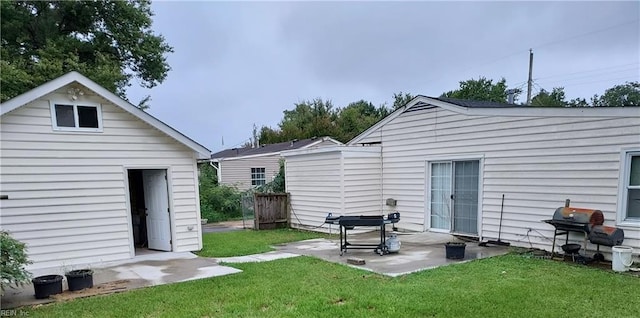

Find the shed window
[[251, 168, 266, 187], [51, 103, 102, 131], [620, 151, 640, 224]]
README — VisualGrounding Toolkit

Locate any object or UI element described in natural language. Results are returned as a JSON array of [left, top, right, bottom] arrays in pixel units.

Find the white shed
[[211, 137, 341, 191], [282, 146, 382, 232], [0, 72, 210, 270], [284, 96, 640, 259]]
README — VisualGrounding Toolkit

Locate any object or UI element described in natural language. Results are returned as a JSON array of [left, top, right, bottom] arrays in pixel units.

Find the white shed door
[[142, 170, 172, 251]]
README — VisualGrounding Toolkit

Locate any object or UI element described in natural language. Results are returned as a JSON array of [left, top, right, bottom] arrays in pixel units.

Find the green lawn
[[197, 228, 330, 257], [22, 229, 640, 317]]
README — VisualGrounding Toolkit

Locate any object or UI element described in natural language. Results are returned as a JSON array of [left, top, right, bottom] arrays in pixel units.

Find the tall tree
[[0, 0, 173, 104], [592, 82, 640, 106], [441, 77, 517, 103], [531, 87, 567, 107], [335, 100, 389, 142], [259, 98, 338, 144], [392, 92, 415, 109]]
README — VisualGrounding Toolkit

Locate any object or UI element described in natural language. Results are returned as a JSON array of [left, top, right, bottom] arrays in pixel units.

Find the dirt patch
[[50, 280, 130, 302]]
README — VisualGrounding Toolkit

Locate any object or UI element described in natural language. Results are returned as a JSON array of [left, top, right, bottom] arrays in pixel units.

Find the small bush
[[199, 185, 243, 223], [256, 159, 285, 193], [1, 231, 32, 294], [198, 164, 242, 223]]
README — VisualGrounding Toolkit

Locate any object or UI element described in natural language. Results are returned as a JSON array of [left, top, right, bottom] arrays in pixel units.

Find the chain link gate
[[240, 190, 255, 229]]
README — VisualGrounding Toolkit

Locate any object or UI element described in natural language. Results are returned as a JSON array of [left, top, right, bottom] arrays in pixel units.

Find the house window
[[251, 168, 266, 186], [50, 103, 102, 131], [620, 150, 640, 224]]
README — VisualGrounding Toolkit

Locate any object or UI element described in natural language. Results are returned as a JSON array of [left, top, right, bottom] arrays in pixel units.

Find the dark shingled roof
[[432, 97, 520, 108], [211, 137, 332, 159]]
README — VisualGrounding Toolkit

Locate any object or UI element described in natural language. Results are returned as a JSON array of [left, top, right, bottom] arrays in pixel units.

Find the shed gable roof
[[0, 71, 211, 159]]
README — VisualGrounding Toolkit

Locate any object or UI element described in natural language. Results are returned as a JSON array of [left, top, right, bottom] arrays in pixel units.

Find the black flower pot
[[32, 275, 63, 299], [445, 242, 466, 260], [65, 269, 94, 291]]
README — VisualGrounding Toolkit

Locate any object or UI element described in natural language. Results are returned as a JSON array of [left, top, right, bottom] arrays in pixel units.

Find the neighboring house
[[283, 96, 640, 259], [210, 137, 342, 191], [0, 72, 211, 270]]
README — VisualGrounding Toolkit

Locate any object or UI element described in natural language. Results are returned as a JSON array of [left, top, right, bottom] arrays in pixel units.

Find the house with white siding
[[0, 71, 211, 270], [283, 96, 640, 259], [211, 137, 341, 191]]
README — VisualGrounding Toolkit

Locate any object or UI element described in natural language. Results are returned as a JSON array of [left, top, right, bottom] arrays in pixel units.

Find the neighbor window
[[620, 151, 640, 223], [51, 103, 102, 131], [251, 168, 266, 186]]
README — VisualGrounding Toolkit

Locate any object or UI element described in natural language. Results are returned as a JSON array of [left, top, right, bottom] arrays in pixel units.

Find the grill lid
[[589, 225, 624, 246], [551, 207, 604, 225]]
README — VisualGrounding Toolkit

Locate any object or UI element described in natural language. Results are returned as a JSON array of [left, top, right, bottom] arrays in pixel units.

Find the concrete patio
[[274, 230, 510, 277]]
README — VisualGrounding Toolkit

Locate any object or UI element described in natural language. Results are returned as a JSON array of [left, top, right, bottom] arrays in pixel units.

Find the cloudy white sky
[[126, 1, 640, 152]]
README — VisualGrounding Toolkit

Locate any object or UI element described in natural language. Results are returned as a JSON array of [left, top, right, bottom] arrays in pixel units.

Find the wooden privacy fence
[[254, 193, 290, 230]]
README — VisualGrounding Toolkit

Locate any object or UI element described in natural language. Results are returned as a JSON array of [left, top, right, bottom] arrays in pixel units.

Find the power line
[[536, 68, 639, 86], [423, 19, 639, 91], [541, 75, 639, 89], [535, 62, 639, 81], [534, 19, 640, 50]]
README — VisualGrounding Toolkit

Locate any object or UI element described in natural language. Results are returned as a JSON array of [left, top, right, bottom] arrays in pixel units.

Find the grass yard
[[23, 254, 639, 317], [197, 228, 330, 257]]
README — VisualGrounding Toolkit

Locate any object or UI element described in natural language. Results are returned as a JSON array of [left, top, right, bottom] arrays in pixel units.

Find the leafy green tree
[[441, 77, 517, 103], [259, 98, 338, 144], [567, 97, 589, 107], [392, 92, 415, 109], [0, 0, 173, 104], [592, 82, 640, 106], [334, 100, 389, 142], [531, 87, 567, 107]]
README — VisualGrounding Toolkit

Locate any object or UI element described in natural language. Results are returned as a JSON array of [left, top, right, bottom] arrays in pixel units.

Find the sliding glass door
[[429, 160, 479, 235]]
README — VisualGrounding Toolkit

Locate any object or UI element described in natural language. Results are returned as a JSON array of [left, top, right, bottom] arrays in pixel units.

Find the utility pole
[[526, 49, 534, 105]]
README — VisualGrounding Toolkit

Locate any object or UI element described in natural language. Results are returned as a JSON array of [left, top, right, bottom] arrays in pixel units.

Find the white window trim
[[251, 167, 266, 187], [617, 148, 640, 227], [49, 100, 103, 132]]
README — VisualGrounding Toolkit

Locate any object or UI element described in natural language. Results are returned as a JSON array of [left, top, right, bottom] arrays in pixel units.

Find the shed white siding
[[218, 155, 281, 191], [217, 139, 341, 191], [362, 106, 640, 254], [284, 147, 382, 232], [1, 86, 203, 270]]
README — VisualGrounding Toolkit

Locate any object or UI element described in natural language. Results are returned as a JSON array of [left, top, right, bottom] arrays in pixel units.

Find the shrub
[[199, 184, 243, 223], [1, 231, 32, 294], [198, 164, 243, 223], [257, 159, 285, 193]]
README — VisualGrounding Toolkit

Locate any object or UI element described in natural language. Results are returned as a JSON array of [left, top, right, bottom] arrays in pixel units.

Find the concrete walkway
[[1, 252, 241, 309]]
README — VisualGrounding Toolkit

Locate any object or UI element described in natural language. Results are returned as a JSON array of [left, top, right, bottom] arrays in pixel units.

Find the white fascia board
[[421, 97, 640, 118]]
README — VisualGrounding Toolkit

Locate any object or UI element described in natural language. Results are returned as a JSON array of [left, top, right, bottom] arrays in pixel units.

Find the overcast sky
[[126, 1, 640, 152]]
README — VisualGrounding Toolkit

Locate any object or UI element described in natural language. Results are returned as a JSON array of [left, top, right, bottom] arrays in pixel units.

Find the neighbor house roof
[[0, 71, 211, 159], [211, 136, 342, 160], [348, 95, 640, 145]]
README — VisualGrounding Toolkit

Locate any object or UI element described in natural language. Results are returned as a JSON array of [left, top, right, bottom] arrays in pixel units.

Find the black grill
[[325, 213, 400, 256], [543, 205, 624, 262]]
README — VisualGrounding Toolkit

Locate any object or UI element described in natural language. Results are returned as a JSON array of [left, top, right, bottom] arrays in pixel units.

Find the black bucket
[[445, 242, 466, 260], [66, 269, 94, 291], [32, 275, 63, 299]]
